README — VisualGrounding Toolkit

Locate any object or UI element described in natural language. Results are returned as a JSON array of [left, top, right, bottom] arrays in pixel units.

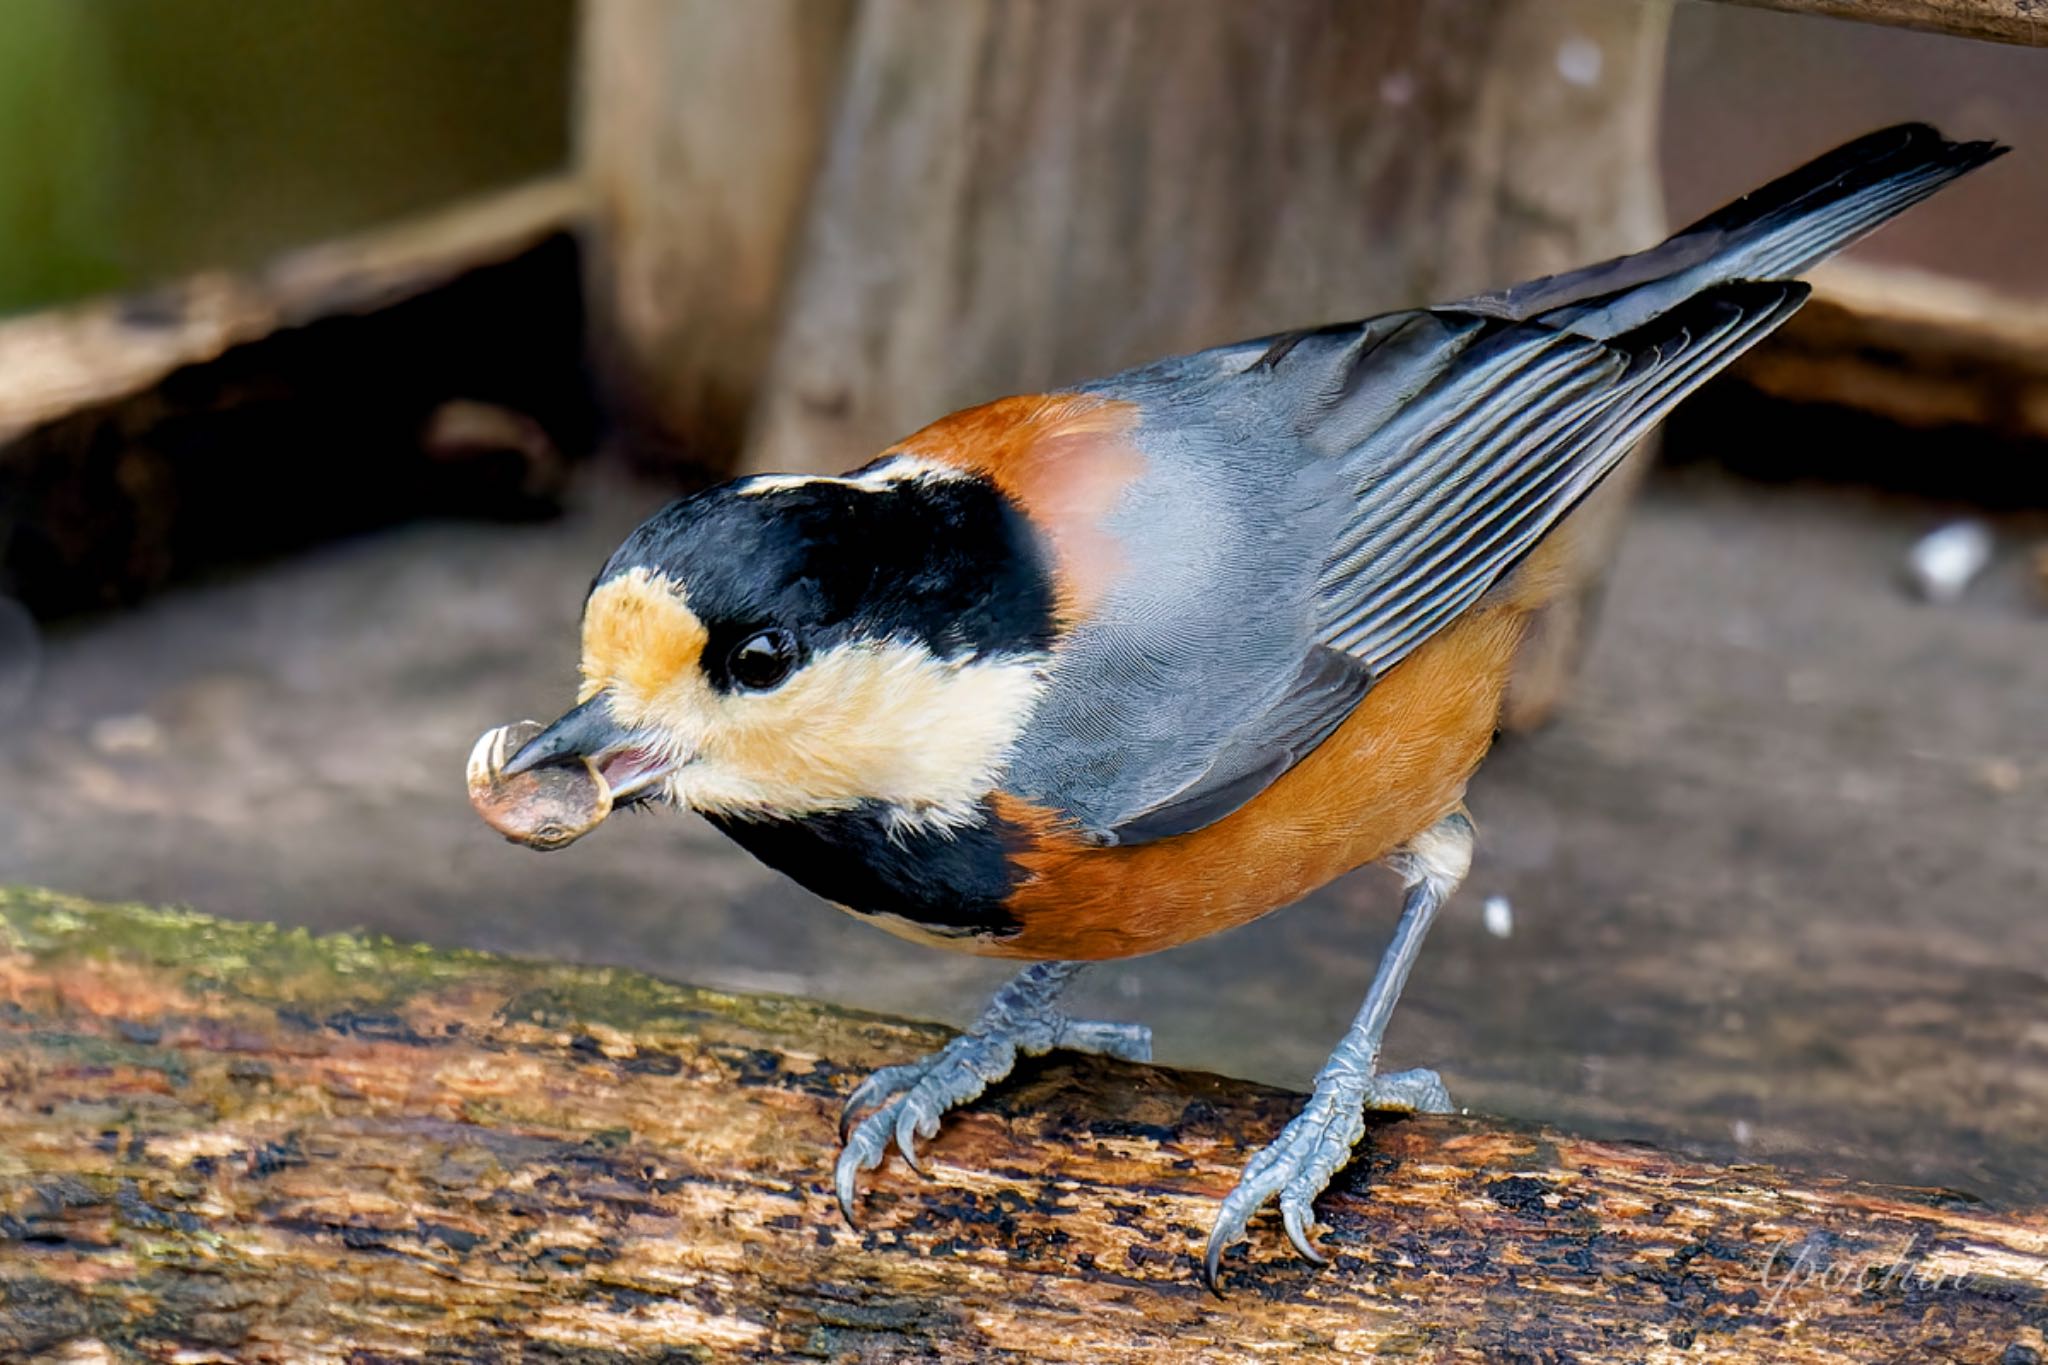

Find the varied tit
[[489, 125, 2002, 1290]]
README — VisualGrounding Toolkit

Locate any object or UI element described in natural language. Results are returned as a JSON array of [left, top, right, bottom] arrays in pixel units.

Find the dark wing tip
[[1678, 122, 2009, 241], [1607, 278, 1809, 357]]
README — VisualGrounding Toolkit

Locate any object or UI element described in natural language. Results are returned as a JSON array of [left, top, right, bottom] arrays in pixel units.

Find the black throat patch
[[706, 802, 1026, 940]]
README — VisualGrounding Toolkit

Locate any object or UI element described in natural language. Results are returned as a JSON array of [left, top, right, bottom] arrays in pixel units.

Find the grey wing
[[1060, 282, 1802, 847], [1008, 124, 1998, 846], [1104, 645, 1372, 845], [1311, 282, 1805, 677]]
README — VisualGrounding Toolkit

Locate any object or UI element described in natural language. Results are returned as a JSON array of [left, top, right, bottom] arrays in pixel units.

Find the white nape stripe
[[734, 455, 968, 498]]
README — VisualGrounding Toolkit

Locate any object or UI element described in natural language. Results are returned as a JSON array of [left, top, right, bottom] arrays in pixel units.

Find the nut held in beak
[[467, 720, 613, 850]]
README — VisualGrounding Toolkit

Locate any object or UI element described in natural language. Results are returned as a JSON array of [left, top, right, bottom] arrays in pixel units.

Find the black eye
[[728, 629, 798, 691]]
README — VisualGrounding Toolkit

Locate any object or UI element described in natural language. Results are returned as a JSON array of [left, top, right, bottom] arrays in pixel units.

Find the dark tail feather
[[1459, 122, 2007, 338], [1670, 123, 2001, 262]]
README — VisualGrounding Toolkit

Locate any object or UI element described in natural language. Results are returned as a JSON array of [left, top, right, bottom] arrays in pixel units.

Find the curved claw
[[835, 1115, 889, 1227], [1201, 1215, 1241, 1295], [1201, 1067, 1451, 1293], [893, 1102, 931, 1178], [1201, 1166, 1278, 1294], [839, 1061, 918, 1139], [1281, 1191, 1326, 1265], [834, 1156, 861, 1227]]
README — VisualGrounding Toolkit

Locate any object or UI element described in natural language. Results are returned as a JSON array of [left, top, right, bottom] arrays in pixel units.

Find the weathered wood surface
[[2, 890, 2043, 1362], [578, 0, 856, 470], [1708, 0, 2048, 46], [1733, 260, 2048, 441]]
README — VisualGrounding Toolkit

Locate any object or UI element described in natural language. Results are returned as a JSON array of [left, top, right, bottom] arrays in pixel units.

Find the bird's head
[[503, 459, 1057, 834]]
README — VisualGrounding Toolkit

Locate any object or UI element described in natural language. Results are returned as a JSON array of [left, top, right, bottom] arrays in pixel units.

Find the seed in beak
[[467, 719, 614, 850]]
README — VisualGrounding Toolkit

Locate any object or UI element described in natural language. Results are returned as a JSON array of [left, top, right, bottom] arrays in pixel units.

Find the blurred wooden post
[[746, 0, 1672, 474], [577, 0, 856, 469], [744, 0, 1673, 727]]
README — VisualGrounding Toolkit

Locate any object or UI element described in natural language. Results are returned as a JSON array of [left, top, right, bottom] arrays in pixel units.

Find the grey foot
[[835, 1010, 1151, 1224], [1202, 1065, 1451, 1290]]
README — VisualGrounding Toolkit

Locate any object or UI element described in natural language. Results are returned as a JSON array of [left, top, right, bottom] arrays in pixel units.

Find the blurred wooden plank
[[577, 0, 857, 469], [3, 888, 2045, 1360], [1737, 260, 2048, 439], [0, 177, 587, 445], [1707, 0, 2048, 45], [0, 179, 594, 616]]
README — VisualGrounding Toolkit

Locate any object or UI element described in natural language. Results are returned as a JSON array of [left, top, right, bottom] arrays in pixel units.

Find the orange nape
[[890, 392, 1145, 626]]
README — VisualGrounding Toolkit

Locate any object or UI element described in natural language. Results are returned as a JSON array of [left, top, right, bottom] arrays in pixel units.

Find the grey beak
[[502, 694, 630, 776]]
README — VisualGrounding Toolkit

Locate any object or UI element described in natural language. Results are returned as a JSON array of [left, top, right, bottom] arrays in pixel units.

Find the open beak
[[503, 693, 678, 806]]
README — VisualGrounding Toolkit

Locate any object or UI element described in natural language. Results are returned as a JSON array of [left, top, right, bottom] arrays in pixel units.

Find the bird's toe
[[1370, 1066, 1453, 1115], [838, 1060, 924, 1138], [1203, 1063, 1452, 1291], [1057, 1018, 1154, 1063], [1279, 1184, 1328, 1265], [834, 1113, 892, 1225], [831, 991, 1151, 1226]]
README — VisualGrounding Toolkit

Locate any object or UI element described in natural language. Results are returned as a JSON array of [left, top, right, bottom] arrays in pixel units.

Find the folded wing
[[1008, 124, 2003, 845]]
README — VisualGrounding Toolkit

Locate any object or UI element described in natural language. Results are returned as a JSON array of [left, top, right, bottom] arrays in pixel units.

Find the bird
[[490, 124, 2004, 1291]]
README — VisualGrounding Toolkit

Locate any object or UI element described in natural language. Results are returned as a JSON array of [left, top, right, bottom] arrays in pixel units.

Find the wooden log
[[1706, 0, 2048, 46], [3, 888, 2043, 1361], [577, 0, 858, 470]]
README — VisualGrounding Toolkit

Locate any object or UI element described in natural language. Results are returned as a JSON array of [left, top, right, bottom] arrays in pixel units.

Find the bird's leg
[[835, 960, 1151, 1223], [1203, 809, 1473, 1290]]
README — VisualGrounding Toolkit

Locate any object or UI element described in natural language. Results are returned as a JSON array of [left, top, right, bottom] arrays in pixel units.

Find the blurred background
[[0, 0, 2041, 1212]]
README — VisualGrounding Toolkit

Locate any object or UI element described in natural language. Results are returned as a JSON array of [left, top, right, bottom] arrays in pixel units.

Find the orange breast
[[980, 602, 1531, 961]]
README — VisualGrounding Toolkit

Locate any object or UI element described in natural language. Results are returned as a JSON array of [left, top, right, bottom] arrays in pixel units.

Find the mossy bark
[[2, 888, 2044, 1361]]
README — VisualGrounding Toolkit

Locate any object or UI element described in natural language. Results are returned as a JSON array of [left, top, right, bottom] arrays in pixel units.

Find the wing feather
[[1016, 125, 2002, 846], [1321, 283, 1806, 674]]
